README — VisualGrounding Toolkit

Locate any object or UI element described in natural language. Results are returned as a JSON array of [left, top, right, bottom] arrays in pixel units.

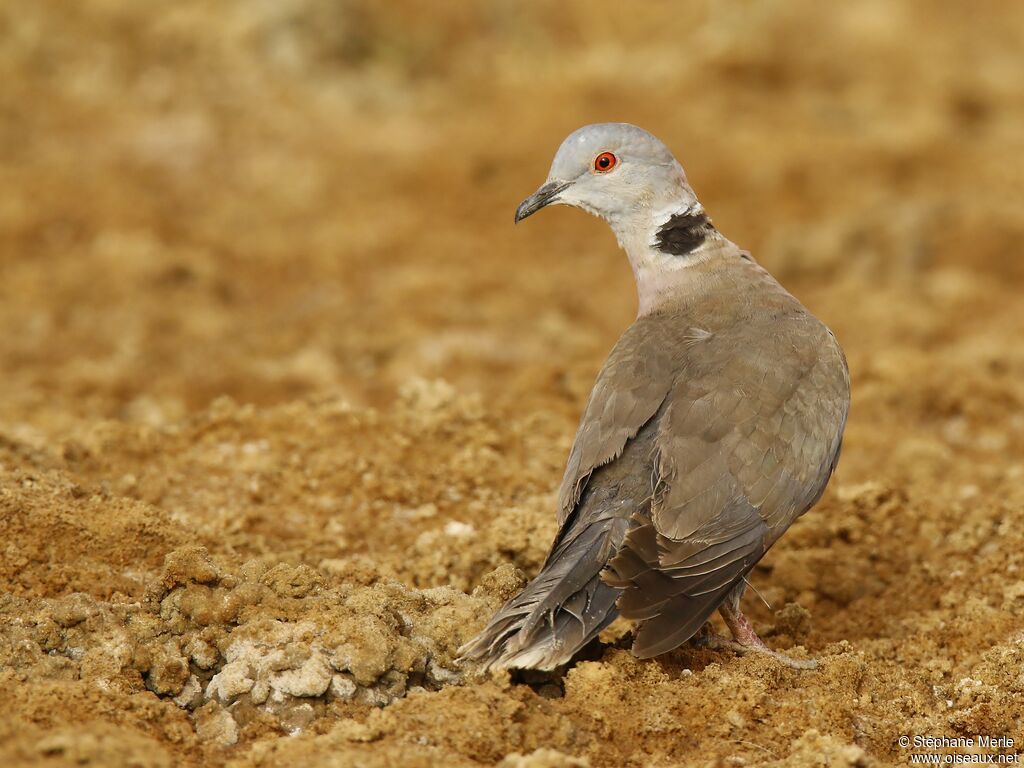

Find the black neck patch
[[654, 210, 714, 256]]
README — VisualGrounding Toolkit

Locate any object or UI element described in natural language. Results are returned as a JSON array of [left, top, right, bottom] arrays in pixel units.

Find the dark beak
[[514, 180, 571, 224]]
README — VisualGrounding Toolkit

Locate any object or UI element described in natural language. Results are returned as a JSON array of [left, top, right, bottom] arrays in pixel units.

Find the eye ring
[[594, 151, 617, 173]]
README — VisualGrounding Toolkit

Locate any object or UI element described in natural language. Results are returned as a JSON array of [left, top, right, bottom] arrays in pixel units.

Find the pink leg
[[693, 595, 817, 670]]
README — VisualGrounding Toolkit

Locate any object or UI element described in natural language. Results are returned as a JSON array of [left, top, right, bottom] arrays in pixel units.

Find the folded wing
[[605, 315, 849, 657]]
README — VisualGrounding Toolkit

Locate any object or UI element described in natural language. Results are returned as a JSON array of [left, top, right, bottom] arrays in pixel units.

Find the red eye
[[594, 151, 617, 173]]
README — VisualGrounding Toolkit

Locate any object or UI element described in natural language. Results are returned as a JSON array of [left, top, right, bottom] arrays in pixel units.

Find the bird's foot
[[692, 630, 818, 670], [695, 603, 818, 670]]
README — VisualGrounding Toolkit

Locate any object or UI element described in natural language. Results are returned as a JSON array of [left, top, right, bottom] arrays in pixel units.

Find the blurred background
[[2, 0, 1021, 437], [2, 2, 1024, 766]]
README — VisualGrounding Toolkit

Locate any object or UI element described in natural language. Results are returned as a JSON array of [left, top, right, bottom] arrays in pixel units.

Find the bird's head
[[514, 123, 698, 236]]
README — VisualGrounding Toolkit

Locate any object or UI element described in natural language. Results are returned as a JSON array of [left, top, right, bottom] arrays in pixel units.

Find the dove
[[459, 123, 849, 671]]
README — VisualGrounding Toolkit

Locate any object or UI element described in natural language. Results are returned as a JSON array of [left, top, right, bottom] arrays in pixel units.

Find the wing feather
[[554, 318, 680, 533], [605, 301, 849, 657]]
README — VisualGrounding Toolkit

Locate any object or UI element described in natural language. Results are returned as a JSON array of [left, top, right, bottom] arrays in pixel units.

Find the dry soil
[[1, 2, 1023, 767]]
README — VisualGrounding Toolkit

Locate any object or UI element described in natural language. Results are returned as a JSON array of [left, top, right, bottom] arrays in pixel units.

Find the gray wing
[[553, 317, 680, 533], [458, 317, 681, 670], [605, 314, 849, 658]]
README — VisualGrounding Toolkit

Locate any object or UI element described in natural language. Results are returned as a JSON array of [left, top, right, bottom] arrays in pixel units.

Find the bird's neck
[[611, 202, 742, 317]]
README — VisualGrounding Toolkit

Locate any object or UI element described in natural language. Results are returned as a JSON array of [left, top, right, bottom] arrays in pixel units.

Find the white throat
[[608, 202, 723, 316]]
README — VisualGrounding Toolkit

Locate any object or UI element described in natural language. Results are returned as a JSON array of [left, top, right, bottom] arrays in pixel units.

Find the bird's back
[[602, 254, 849, 657], [461, 253, 849, 669]]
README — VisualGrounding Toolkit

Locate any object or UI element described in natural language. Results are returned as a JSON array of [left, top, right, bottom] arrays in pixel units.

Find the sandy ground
[[2, 2, 1023, 766]]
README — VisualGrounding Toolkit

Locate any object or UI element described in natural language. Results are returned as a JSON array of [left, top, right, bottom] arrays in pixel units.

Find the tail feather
[[605, 500, 769, 659], [458, 519, 626, 671]]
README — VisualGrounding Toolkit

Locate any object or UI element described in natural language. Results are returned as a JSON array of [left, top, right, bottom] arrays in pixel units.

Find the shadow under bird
[[458, 123, 850, 671]]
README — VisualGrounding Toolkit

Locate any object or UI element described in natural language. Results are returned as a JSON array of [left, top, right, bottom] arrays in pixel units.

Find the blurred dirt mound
[[1, 1, 1023, 766]]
